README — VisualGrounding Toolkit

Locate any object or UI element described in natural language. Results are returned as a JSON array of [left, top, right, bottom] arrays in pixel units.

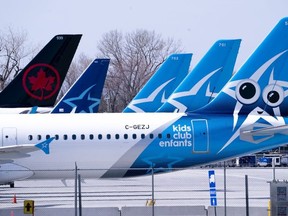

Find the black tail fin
[[0, 34, 82, 107]]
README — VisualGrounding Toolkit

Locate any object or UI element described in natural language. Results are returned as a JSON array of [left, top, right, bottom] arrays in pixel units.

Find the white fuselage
[[0, 107, 52, 114], [1, 112, 287, 182], [1, 113, 184, 179]]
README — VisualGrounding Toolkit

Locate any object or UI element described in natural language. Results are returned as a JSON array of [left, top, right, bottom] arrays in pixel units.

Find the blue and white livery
[[123, 53, 192, 112], [1, 18, 288, 184], [158, 39, 241, 112], [51, 59, 109, 113]]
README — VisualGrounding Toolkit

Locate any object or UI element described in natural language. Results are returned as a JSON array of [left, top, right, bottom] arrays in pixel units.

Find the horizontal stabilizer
[[240, 124, 288, 144], [242, 125, 288, 136]]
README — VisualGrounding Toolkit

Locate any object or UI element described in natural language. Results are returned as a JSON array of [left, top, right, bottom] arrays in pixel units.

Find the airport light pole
[[224, 161, 227, 216], [272, 158, 276, 182], [78, 174, 82, 216], [245, 175, 249, 216], [75, 163, 78, 216], [152, 167, 155, 216]]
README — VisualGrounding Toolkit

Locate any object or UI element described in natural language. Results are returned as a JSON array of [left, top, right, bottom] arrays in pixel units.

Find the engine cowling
[[0, 163, 34, 185]]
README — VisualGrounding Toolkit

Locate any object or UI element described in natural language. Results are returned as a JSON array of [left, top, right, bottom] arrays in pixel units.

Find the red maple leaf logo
[[23, 63, 60, 100], [28, 68, 55, 99]]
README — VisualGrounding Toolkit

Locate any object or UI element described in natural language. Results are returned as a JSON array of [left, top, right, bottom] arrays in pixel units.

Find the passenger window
[[107, 134, 111, 139], [132, 134, 137, 139], [166, 133, 171, 139], [28, 135, 33, 141], [72, 134, 76, 140], [149, 134, 154, 139], [55, 135, 59, 140], [63, 134, 68, 140], [115, 134, 120, 139], [46, 135, 50, 139], [81, 134, 85, 140], [37, 135, 42, 140], [141, 134, 145, 139], [98, 134, 102, 140], [124, 134, 128, 139], [158, 134, 162, 139], [89, 134, 94, 140]]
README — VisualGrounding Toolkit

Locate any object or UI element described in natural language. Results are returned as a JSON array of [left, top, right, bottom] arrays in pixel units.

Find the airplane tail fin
[[198, 18, 288, 118], [51, 59, 110, 113], [0, 34, 82, 107], [122, 53, 192, 113], [158, 39, 241, 112]]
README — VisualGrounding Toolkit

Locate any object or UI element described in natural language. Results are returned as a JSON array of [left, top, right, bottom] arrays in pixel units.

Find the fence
[[1, 167, 287, 215]]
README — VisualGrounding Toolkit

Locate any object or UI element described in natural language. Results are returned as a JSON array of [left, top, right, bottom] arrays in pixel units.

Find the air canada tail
[[158, 39, 241, 112], [51, 59, 110, 113], [122, 53, 192, 113], [198, 18, 288, 118], [0, 34, 82, 107]]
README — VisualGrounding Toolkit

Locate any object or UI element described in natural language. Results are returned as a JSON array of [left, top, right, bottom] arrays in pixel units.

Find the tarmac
[[0, 167, 287, 210]]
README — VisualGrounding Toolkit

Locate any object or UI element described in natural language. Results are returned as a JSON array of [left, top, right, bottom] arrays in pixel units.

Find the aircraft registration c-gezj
[[1, 18, 288, 185]]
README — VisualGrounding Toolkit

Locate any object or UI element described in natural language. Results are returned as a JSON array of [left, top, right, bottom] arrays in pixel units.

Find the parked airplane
[[0, 34, 81, 113], [123, 53, 192, 112], [40, 58, 110, 114], [158, 39, 241, 112], [0, 18, 288, 184], [21, 58, 110, 114], [53, 48, 221, 114]]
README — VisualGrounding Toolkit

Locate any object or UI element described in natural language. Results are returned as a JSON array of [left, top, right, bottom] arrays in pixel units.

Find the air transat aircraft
[[0, 34, 81, 114], [49, 58, 109, 113], [123, 53, 192, 112], [158, 39, 241, 112], [1, 18, 288, 183]]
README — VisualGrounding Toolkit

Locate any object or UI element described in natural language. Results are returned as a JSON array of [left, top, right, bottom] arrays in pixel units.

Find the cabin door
[[2, 127, 17, 146], [191, 119, 209, 153]]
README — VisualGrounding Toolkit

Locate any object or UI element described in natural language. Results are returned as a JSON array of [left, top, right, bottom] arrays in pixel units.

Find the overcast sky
[[0, 0, 287, 71]]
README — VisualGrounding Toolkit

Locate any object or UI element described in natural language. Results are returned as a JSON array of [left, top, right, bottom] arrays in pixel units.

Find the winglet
[[35, 137, 55, 155], [29, 106, 38, 114]]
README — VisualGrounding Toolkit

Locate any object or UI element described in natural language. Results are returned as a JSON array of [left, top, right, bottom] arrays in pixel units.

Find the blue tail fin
[[199, 18, 288, 118], [122, 53, 192, 113], [157, 39, 241, 112], [51, 59, 109, 113], [0, 35, 81, 108]]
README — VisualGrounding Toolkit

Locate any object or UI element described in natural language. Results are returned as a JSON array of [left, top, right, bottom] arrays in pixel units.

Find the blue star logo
[[63, 85, 100, 113], [127, 78, 174, 112]]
